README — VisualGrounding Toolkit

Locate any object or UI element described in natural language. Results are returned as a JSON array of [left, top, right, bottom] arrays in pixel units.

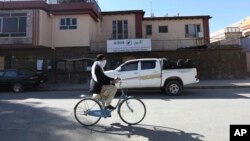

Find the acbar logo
[[230, 125, 250, 141]]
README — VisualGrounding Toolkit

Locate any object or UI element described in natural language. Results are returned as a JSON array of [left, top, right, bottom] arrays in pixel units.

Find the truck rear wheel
[[165, 80, 181, 96]]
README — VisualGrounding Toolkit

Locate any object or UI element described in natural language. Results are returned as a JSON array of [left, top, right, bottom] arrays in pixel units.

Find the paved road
[[1, 88, 250, 141]]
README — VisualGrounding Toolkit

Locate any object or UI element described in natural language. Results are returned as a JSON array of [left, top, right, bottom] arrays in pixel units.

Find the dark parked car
[[0, 69, 48, 92]]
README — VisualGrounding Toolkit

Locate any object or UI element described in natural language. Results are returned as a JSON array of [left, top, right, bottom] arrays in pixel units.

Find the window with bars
[[159, 26, 168, 33], [146, 25, 152, 35], [112, 20, 128, 39]]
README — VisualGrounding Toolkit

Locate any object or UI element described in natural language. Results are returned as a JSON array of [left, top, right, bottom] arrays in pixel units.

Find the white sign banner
[[36, 59, 43, 71], [107, 39, 152, 53]]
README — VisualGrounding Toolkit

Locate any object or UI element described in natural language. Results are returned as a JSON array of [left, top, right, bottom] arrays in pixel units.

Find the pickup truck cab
[[105, 58, 199, 95]]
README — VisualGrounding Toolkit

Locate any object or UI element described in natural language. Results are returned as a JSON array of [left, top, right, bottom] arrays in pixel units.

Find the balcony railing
[[51, 0, 101, 12], [90, 38, 206, 52], [0, 0, 101, 12], [225, 27, 241, 33]]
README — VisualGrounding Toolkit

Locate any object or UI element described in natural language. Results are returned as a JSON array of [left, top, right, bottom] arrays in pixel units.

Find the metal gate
[[0, 56, 4, 70]]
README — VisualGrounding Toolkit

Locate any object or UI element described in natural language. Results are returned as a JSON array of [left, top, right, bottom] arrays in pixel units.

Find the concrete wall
[[0, 47, 247, 82], [107, 47, 247, 80], [241, 36, 250, 51], [54, 46, 248, 80]]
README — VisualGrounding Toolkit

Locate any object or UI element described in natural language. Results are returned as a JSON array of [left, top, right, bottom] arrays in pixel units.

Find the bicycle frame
[[89, 81, 132, 117], [113, 81, 129, 109]]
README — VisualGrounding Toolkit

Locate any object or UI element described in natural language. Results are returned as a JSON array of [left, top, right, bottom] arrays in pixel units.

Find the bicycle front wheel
[[118, 97, 146, 125], [74, 98, 102, 126]]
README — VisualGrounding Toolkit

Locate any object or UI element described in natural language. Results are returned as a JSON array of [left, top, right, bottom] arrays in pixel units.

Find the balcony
[[90, 38, 206, 52], [48, 0, 101, 12]]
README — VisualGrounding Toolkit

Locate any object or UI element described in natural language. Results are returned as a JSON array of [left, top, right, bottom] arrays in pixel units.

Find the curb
[[38, 86, 250, 91], [186, 86, 250, 89]]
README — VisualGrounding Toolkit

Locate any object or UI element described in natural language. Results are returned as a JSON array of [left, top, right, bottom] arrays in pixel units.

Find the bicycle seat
[[80, 94, 86, 98]]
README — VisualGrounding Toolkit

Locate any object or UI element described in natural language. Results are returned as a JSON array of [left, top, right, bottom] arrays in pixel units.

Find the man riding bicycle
[[89, 54, 120, 110]]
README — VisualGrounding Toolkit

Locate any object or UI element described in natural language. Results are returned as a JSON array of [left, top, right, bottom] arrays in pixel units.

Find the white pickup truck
[[105, 58, 199, 95]]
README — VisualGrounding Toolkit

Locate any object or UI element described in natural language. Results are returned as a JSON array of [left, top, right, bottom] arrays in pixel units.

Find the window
[[121, 61, 138, 71], [185, 24, 201, 37], [146, 25, 152, 35], [112, 20, 128, 39], [0, 71, 4, 77], [3, 18, 18, 33], [0, 12, 27, 37], [159, 26, 168, 33], [4, 70, 17, 78], [141, 61, 156, 70], [56, 60, 93, 73], [60, 18, 77, 30]]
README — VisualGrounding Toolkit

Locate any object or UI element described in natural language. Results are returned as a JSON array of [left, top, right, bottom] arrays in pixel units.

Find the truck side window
[[121, 62, 138, 71], [141, 61, 156, 70]]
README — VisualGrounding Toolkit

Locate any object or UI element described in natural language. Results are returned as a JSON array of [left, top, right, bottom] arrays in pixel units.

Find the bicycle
[[74, 81, 146, 126]]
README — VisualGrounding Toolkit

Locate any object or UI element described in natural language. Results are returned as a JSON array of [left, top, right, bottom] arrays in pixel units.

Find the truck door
[[116, 61, 140, 88], [139, 60, 161, 87]]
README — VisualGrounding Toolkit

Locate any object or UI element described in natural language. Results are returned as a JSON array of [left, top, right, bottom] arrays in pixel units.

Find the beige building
[[210, 17, 250, 45], [0, 0, 211, 81]]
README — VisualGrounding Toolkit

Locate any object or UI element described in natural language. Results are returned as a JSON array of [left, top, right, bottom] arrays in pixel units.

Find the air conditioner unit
[[197, 32, 204, 38]]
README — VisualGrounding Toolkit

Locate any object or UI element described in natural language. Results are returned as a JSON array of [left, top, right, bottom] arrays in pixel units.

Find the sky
[[97, 0, 250, 33]]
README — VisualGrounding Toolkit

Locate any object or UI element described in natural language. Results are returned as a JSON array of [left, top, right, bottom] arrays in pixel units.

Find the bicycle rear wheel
[[74, 98, 102, 126], [118, 97, 146, 125]]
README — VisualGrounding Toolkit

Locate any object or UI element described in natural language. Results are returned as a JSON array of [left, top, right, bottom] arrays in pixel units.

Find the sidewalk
[[186, 80, 250, 89], [39, 80, 250, 91]]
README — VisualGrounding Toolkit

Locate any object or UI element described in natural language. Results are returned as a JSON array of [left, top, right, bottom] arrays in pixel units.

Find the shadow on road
[[129, 89, 250, 100], [0, 100, 90, 141], [86, 123, 204, 141]]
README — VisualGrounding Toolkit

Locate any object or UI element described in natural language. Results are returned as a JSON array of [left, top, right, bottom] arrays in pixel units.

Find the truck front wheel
[[165, 80, 182, 96]]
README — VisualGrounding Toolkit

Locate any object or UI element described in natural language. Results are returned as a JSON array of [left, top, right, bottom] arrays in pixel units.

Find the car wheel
[[165, 80, 181, 96], [32, 83, 40, 89], [13, 83, 23, 93]]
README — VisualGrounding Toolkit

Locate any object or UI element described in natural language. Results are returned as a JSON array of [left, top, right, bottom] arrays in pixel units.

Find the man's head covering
[[96, 54, 105, 61]]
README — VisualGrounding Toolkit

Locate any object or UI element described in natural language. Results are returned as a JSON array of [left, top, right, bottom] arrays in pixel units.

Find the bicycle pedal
[[104, 115, 112, 118], [102, 110, 111, 118]]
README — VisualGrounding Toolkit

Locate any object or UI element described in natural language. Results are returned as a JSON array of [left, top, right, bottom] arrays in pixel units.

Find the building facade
[[0, 0, 211, 82], [210, 17, 250, 45]]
